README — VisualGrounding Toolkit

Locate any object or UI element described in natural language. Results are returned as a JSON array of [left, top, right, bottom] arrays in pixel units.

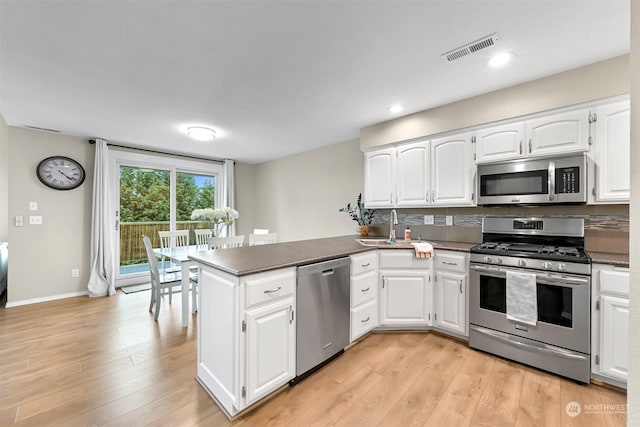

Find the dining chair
[[142, 236, 197, 321], [158, 229, 191, 302], [249, 232, 278, 246], [194, 229, 213, 246], [208, 235, 245, 249], [252, 228, 269, 235]]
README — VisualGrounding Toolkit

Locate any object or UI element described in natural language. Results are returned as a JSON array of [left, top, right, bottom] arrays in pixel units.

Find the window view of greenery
[[119, 166, 216, 274]]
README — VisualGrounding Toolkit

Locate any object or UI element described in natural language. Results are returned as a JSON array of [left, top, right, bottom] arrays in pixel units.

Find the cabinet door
[[364, 148, 396, 208], [435, 271, 466, 336], [396, 141, 430, 207], [379, 270, 431, 327], [245, 298, 295, 405], [475, 122, 525, 163], [525, 108, 590, 157], [600, 295, 629, 382], [431, 133, 474, 206], [594, 100, 630, 203]]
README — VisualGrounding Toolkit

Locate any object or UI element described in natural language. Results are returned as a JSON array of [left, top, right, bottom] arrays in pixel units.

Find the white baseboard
[[5, 290, 90, 308]]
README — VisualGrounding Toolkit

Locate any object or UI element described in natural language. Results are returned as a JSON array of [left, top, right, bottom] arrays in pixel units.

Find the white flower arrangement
[[191, 207, 239, 236]]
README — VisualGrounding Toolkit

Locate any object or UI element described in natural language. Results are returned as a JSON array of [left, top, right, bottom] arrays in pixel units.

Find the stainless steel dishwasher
[[295, 257, 350, 381]]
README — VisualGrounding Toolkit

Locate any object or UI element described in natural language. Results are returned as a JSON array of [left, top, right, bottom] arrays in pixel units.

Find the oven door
[[469, 263, 590, 353]]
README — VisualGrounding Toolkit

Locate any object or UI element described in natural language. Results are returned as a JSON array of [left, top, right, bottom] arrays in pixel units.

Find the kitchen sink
[[356, 238, 416, 248]]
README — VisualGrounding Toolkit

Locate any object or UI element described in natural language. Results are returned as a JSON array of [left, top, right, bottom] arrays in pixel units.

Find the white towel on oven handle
[[506, 270, 537, 326]]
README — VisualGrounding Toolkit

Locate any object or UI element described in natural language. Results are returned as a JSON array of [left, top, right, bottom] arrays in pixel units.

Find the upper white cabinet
[[431, 133, 475, 206], [396, 141, 430, 207], [475, 108, 590, 164], [364, 133, 475, 208], [364, 148, 396, 207], [591, 100, 630, 203]]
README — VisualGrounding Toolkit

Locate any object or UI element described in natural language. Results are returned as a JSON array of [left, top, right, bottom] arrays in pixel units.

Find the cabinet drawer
[[351, 252, 378, 276], [245, 268, 296, 309], [351, 271, 377, 307], [601, 269, 629, 296], [435, 251, 467, 273], [351, 299, 378, 342], [379, 250, 431, 269]]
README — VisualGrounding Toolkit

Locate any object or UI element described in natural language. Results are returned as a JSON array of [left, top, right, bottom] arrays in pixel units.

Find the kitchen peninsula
[[188, 235, 473, 417]]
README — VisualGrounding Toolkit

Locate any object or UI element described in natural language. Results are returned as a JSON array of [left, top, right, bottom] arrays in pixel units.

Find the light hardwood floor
[[0, 290, 627, 426]]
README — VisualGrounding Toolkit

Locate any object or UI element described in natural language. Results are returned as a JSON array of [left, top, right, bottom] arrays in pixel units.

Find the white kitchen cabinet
[[431, 133, 475, 206], [378, 251, 432, 328], [364, 148, 396, 207], [475, 121, 526, 163], [591, 100, 630, 203], [591, 264, 629, 387], [433, 251, 468, 337], [525, 108, 590, 157], [196, 265, 297, 416], [350, 252, 378, 341], [396, 140, 430, 207], [245, 297, 295, 405]]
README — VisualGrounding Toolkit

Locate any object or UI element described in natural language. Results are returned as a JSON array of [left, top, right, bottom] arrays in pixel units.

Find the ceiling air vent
[[23, 125, 61, 133], [440, 33, 500, 63]]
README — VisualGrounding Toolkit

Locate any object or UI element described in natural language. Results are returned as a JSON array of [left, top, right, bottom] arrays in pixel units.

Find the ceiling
[[0, 1, 630, 164]]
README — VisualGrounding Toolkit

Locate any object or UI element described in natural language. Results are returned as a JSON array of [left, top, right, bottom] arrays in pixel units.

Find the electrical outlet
[[71, 269, 80, 278], [29, 202, 38, 211], [424, 215, 435, 225], [29, 215, 43, 225], [15, 216, 24, 227], [445, 215, 454, 226]]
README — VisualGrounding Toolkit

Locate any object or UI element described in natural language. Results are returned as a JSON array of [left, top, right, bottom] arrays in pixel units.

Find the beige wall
[[0, 114, 8, 241], [629, 0, 639, 423], [6, 128, 93, 305], [234, 162, 257, 238], [361, 55, 630, 149], [238, 139, 364, 243]]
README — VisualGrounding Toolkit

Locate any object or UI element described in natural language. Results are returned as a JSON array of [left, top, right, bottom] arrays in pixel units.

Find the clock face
[[36, 156, 86, 190]]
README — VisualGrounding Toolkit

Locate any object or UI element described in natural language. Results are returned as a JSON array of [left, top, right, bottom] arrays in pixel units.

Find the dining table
[[153, 244, 207, 327]]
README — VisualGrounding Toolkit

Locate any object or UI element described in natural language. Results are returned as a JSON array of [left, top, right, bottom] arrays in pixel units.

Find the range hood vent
[[441, 33, 500, 63]]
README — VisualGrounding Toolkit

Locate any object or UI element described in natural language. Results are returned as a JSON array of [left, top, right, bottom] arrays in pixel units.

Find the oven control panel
[[470, 253, 591, 276], [513, 220, 543, 230]]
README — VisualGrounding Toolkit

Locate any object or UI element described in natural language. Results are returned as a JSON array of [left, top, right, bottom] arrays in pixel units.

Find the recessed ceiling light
[[489, 52, 512, 68], [187, 126, 216, 141], [389, 105, 404, 114]]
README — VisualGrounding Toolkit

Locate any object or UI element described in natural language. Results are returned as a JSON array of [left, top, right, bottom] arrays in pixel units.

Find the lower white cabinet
[[350, 252, 379, 341], [245, 297, 296, 405], [434, 251, 468, 337], [592, 264, 629, 386], [379, 251, 432, 327]]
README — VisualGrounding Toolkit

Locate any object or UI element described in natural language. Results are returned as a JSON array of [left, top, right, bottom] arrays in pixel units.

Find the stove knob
[[557, 263, 567, 272], [543, 261, 553, 270], [483, 256, 492, 263], [518, 259, 526, 267]]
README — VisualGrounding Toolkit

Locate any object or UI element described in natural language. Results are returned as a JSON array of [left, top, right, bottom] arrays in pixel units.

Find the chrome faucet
[[388, 209, 398, 242]]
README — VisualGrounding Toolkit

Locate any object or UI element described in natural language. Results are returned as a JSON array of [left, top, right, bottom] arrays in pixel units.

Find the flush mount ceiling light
[[187, 126, 216, 141], [389, 105, 404, 114], [489, 52, 512, 68]]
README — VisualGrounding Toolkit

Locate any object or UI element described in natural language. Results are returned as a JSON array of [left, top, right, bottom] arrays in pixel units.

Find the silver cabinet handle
[[361, 287, 370, 292], [361, 263, 370, 268], [519, 140, 523, 155], [264, 286, 282, 294], [528, 139, 532, 153], [361, 316, 370, 323], [432, 190, 435, 202], [442, 261, 458, 266], [289, 305, 294, 324], [459, 280, 463, 294], [382, 277, 385, 289]]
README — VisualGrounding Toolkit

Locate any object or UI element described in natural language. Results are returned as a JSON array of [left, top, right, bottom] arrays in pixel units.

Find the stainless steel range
[[469, 216, 591, 383]]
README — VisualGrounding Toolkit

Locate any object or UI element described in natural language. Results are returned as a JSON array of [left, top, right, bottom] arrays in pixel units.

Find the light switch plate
[[424, 215, 435, 225], [29, 202, 38, 211], [445, 215, 454, 226], [29, 215, 43, 225]]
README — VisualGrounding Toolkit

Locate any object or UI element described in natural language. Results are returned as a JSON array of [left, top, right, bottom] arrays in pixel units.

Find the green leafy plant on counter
[[339, 193, 375, 225]]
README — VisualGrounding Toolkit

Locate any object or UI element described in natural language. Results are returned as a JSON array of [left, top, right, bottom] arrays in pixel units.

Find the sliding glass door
[[111, 149, 223, 286]]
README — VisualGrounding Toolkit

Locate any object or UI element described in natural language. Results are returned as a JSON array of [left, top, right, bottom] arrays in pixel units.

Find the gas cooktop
[[471, 241, 590, 263]]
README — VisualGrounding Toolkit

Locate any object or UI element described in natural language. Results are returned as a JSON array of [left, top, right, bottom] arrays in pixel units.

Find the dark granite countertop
[[189, 235, 476, 276], [588, 251, 629, 268]]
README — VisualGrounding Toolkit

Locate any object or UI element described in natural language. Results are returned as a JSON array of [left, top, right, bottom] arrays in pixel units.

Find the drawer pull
[[361, 263, 370, 267], [361, 287, 370, 292], [442, 261, 458, 266], [263, 286, 282, 294], [361, 316, 370, 323]]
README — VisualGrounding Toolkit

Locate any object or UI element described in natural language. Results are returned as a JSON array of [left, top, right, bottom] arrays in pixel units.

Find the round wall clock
[[36, 156, 86, 190]]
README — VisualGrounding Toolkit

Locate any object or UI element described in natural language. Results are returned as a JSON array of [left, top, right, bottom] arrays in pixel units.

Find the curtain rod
[[88, 139, 226, 164]]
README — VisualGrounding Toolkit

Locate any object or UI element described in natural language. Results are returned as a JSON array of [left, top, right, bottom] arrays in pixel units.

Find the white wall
[[628, 0, 639, 423], [6, 128, 93, 305], [0, 114, 8, 241], [240, 139, 364, 242], [234, 162, 257, 238]]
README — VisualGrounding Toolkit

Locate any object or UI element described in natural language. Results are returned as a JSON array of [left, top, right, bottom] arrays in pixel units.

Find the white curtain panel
[[223, 159, 236, 237], [87, 139, 115, 297]]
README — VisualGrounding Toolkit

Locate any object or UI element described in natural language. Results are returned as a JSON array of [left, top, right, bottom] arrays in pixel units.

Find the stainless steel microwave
[[476, 154, 587, 205]]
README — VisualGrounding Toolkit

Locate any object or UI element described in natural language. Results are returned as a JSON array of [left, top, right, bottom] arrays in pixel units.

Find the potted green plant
[[339, 193, 375, 236]]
